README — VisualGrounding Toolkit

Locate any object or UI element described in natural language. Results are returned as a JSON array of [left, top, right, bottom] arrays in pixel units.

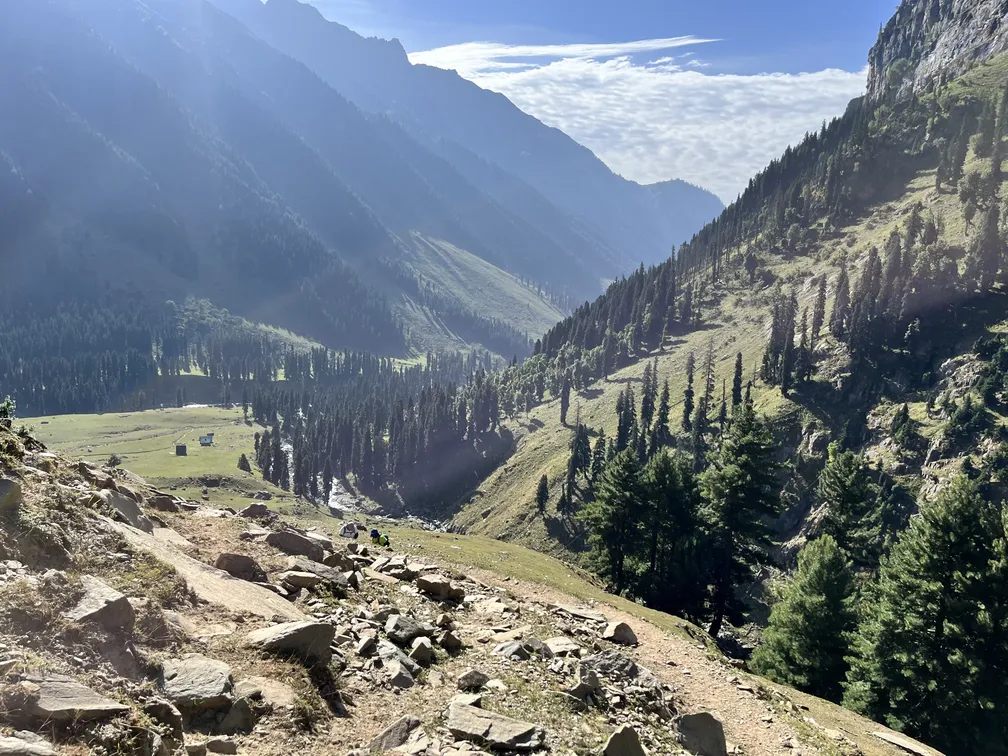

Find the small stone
[[457, 669, 490, 692], [409, 636, 434, 666], [415, 573, 465, 601], [277, 570, 322, 589], [437, 630, 463, 651], [356, 634, 378, 657]]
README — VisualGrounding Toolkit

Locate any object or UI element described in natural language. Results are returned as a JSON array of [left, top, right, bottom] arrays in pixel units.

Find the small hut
[[175, 444, 187, 456]]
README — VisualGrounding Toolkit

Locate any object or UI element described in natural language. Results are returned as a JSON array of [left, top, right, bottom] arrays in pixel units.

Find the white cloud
[[410, 39, 867, 202]]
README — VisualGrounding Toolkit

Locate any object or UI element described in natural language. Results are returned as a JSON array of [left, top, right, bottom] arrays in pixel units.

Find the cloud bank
[[410, 40, 867, 202]]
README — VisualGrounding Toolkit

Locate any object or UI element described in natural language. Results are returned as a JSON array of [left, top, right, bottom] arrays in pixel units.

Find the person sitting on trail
[[379, 532, 390, 548], [370, 528, 380, 544]]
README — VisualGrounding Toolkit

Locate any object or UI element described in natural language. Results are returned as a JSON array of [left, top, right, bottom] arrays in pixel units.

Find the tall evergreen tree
[[560, 372, 572, 426], [844, 477, 1008, 753], [818, 442, 882, 567], [731, 352, 744, 410], [582, 449, 644, 594], [683, 352, 696, 432], [829, 261, 851, 338], [752, 535, 855, 702], [700, 401, 782, 637], [536, 474, 549, 515]]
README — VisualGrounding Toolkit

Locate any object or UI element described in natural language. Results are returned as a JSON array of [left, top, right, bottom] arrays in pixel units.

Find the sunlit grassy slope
[[452, 61, 1008, 556]]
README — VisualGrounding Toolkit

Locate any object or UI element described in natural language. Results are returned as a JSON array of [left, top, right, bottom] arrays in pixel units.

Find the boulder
[[493, 641, 530, 661], [302, 530, 335, 552], [205, 736, 237, 754], [284, 556, 350, 594], [386, 660, 415, 689], [237, 502, 271, 519], [437, 630, 463, 652], [451, 692, 482, 708], [322, 551, 355, 571], [447, 703, 544, 751], [0, 479, 22, 515], [415, 573, 465, 601], [159, 655, 233, 712], [277, 571, 322, 590], [678, 712, 728, 756], [246, 621, 334, 665], [602, 621, 638, 646], [544, 637, 582, 657], [456, 669, 490, 692], [94, 488, 154, 533], [603, 725, 647, 756], [385, 614, 427, 646], [25, 675, 131, 723], [409, 636, 434, 666], [0, 733, 56, 756], [63, 575, 135, 632], [265, 531, 323, 562], [214, 553, 266, 583], [149, 494, 179, 513], [217, 698, 255, 734], [555, 604, 607, 623], [369, 714, 420, 752]]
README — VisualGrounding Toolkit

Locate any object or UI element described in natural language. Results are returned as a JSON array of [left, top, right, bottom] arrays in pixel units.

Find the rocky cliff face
[[867, 0, 1008, 99]]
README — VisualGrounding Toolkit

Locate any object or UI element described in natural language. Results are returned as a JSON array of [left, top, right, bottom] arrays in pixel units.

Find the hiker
[[379, 532, 390, 548], [370, 528, 380, 545], [338, 521, 358, 539]]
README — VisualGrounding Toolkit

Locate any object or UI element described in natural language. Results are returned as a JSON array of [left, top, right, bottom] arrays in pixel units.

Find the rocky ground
[[0, 426, 940, 756]]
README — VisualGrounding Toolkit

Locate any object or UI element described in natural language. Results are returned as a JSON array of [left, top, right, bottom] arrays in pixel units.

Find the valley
[[4, 0, 1008, 753]]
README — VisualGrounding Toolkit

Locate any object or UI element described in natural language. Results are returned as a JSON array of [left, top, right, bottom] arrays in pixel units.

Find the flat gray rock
[[493, 640, 530, 661], [409, 636, 434, 666], [94, 489, 154, 533], [377, 640, 421, 677], [265, 530, 323, 562], [555, 604, 607, 623], [0, 733, 56, 756], [385, 660, 415, 689], [447, 702, 544, 751], [284, 556, 349, 594], [678, 712, 728, 756], [369, 714, 420, 751], [159, 655, 234, 712], [26, 675, 130, 723], [416, 573, 465, 601], [246, 621, 334, 665], [583, 650, 639, 680], [63, 575, 135, 631], [218, 697, 255, 734], [544, 637, 582, 657]]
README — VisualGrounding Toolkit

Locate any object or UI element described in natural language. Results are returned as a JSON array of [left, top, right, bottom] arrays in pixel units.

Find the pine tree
[[752, 535, 855, 701], [731, 352, 744, 410], [683, 351, 696, 432], [322, 457, 333, 504], [591, 431, 607, 485], [536, 474, 549, 515], [653, 379, 671, 449], [237, 453, 252, 473], [817, 442, 882, 567], [701, 401, 782, 637], [581, 449, 644, 593], [829, 261, 850, 339], [844, 477, 1008, 753]]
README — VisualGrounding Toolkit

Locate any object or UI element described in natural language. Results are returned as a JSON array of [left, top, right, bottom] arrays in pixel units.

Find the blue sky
[[305, 0, 899, 199]]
